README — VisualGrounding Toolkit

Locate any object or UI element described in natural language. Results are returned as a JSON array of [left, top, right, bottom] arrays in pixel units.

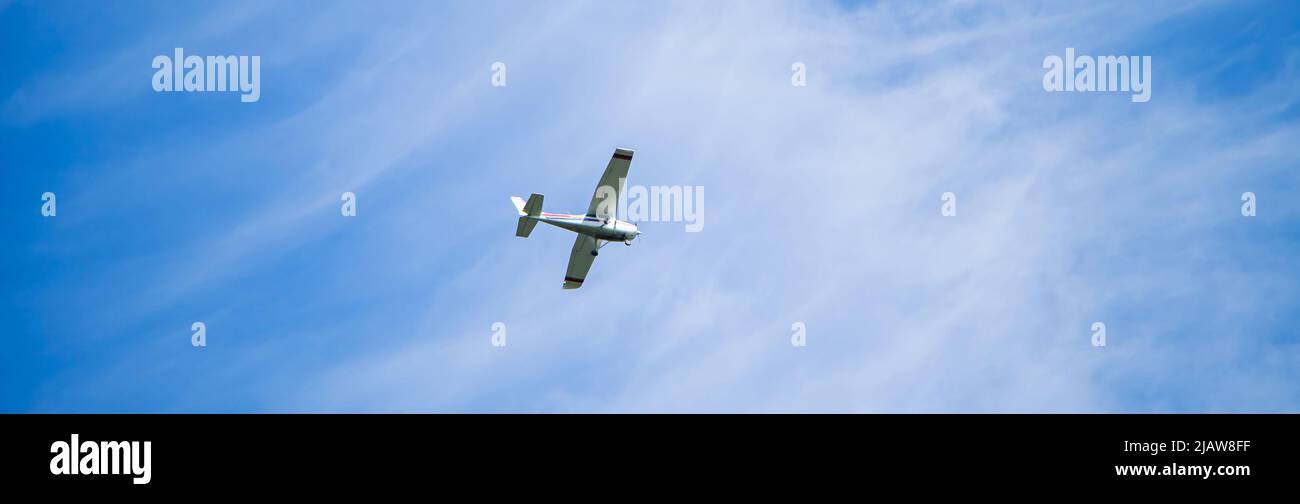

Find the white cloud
[[283, 1, 1300, 412], [23, 1, 1299, 412]]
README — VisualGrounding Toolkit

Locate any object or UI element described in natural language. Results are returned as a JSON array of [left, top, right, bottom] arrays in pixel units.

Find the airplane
[[511, 147, 641, 289]]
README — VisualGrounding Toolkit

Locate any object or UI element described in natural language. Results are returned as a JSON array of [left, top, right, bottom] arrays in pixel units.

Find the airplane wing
[[585, 148, 634, 219], [563, 234, 599, 289]]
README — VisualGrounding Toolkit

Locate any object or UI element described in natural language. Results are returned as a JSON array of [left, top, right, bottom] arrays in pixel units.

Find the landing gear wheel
[[590, 250, 599, 257]]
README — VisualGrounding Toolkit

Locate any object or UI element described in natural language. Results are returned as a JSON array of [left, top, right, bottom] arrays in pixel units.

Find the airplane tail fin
[[513, 193, 543, 237], [511, 194, 543, 216]]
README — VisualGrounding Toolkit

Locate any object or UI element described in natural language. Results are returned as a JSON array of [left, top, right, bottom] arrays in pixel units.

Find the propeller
[[611, 199, 640, 245]]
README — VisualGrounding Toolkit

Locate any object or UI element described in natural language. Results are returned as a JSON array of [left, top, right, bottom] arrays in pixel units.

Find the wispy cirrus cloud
[[5, 0, 1299, 412]]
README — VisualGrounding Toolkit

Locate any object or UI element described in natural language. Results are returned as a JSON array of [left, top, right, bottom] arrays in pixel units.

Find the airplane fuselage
[[533, 212, 639, 243]]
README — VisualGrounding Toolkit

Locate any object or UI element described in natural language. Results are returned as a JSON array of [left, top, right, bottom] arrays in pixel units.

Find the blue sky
[[2, 0, 1298, 412]]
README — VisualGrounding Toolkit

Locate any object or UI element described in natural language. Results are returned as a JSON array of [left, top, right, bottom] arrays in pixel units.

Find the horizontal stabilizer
[[516, 216, 538, 238], [523, 193, 543, 217]]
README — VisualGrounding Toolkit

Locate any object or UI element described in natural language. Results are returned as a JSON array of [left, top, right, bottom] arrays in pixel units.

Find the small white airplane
[[511, 148, 641, 289]]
